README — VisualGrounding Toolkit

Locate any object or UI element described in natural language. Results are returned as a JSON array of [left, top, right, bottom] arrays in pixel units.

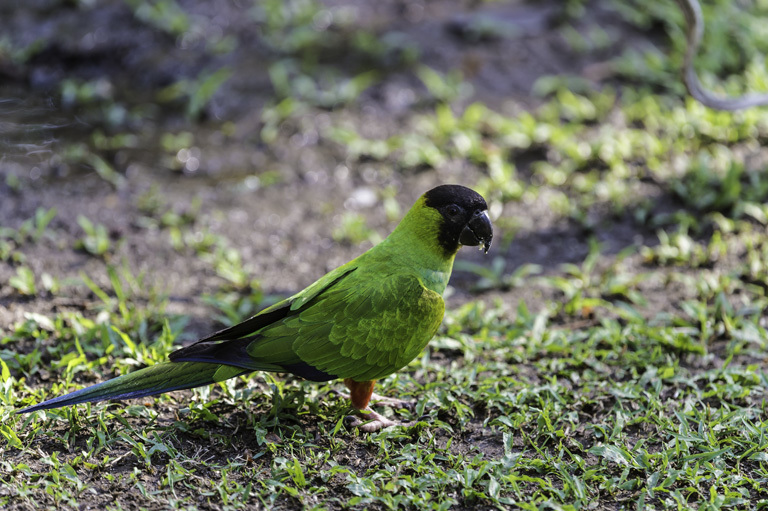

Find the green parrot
[[19, 184, 493, 431]]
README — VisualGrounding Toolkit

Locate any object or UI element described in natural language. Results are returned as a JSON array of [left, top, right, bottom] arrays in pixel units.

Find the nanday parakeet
[[19, 184, 493, 431]]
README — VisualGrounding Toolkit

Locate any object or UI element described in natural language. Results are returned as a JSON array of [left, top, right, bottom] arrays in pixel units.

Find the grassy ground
[[3, 0, 768, 509]]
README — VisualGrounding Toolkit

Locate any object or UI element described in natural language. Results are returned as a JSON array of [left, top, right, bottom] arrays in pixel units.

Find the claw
[[332, 388, 416, 411], [369, 393, 415, 411], [344, 415, 361, 427], [346, 408, 412, 432], [335, 381, 420, 432]]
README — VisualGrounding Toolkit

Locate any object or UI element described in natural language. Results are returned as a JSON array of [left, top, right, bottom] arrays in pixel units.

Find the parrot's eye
[[445, 205, 461, 218]]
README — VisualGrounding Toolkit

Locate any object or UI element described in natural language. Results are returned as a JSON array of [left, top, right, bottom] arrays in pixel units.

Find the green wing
[[168, 263, 359, 375], [248, 268, 445, 382], [193, 264, 358, 345], [172, 259, 445, 383]]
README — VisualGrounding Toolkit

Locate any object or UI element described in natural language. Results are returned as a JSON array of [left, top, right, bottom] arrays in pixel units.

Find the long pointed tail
[[18, 362, 249, 413]]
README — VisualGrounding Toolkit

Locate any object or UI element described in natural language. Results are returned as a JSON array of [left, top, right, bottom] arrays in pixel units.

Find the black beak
[[459, 210, 493, 254]]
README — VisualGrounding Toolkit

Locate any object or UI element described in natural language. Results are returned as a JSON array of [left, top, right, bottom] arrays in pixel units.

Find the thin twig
[[677, 0, 768, 110]]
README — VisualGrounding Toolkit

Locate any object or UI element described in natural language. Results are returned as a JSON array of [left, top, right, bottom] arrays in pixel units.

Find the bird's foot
[[369, 392, 416, 411], [345, 408, 415, 432], [331, 389, 415, 411]]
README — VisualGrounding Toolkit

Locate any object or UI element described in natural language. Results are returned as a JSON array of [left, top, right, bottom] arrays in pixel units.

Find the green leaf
[[0, 358, 10, 381], [0, 425, 22, 449]]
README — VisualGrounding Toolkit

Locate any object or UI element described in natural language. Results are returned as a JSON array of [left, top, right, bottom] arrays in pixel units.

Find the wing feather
[[173, 260, 444, 383], [285, 270, 445, 381]]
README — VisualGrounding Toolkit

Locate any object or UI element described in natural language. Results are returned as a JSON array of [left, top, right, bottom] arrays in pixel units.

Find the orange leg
[[344, 379, 376, 410], [342, 379, 412, 432]]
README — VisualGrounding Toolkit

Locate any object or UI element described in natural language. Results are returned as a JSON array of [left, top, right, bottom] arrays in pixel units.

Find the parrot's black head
[[424, 184, 493, 256]]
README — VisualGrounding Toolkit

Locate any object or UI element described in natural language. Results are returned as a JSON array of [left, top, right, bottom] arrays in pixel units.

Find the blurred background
[[2, 0, 768, 335]]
